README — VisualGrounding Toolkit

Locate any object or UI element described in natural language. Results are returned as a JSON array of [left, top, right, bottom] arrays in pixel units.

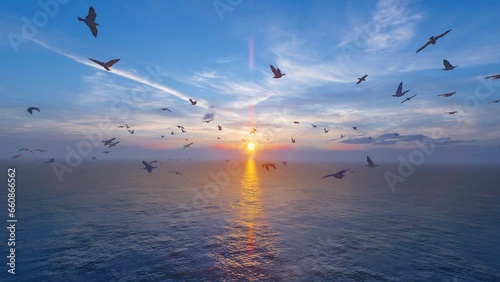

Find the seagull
[[176, 125, 185, 130], [488, 99, 500, 104], [102, 151, 113, 154], [366, 156, 378, 168], [357, 74, 368, 85], [181, 128, 186, 133], [43, 158, 55, 164], [293, 121, 300, 124], [34, 149, 47, 152], [394, 133, 400, 136], [401, 94, 417, 104], [321, 169, 350, 179], [444, 111, 458, 115], [438, 92, 456, 97], [125, 124, 132, 129], [218, 125, 222, 131], [117, 125, 125, 128], [161, 135, 165, 139], [142, 160, 157, 173], [171, 132, 175, 135], [159, 108, 171, 112], [311, 124, 317, 128], [484, 74, 500, 80], [352, 127, 358, 130], [341, 134, 345, 138], [102, 138, 116, 146], [262, 163, 277, 171], [324, 128, 329, 133], [189, 99, 197, 105], [169, 170, 183, 175], [149, 160, 162, 165], [128, 129, 134, 134], [108, 141, 120, 148], [416, 29, 451, 53], [27, 107, 40, 115], [89, 58, 120, 71], [442, 59, 457, 70], [282, 161, 288, 166], [270, 65, 285, 78], [203, 119, 213, 123], [12, 155, 22, 159], [19, 148, 33, 153], [183, 142, 194, 149], [393, 82, 410, 97], [291, 138, 296, 143], [78, 6, 99, 38]]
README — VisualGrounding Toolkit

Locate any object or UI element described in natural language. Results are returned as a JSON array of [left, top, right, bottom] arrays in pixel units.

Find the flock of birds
[[11, 7, 500, 179]]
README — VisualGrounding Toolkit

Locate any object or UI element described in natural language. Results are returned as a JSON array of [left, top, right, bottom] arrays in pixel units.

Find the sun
[[247, 142, 255, 151]]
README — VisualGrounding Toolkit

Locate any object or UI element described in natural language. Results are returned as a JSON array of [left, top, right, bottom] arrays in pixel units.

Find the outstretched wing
[[88, 25, 98, 38], [321, 173, 336, 179], [106, 59, 120, 67], [396, 82, 403, 95], [416, 41, 431, 53], [270, 65, 277, 75], [435, 29, 451, 40], [337, 169, 350, 175], [367, 156, 375, 166], [86, 7, 97, 22], [443, 59, 452, 69], [89, 58, 105, 68]]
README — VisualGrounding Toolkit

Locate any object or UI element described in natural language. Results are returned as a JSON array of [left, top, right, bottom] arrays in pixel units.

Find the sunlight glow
[[247, 142, 255, 151]]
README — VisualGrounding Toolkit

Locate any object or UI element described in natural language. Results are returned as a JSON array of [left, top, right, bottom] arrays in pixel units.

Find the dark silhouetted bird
[[27, 107, 40, 115], [442, 59, 457, 70], [102, 138, 116, 146], [262, 163, 277, 171], [291, 138, 296, 143], [270, 65, 285, 78], [159, 108, 171, 112], [189, 99, 197, 105], [401, 94, 417, 104], [89, 58, 120, 71], [321, 169, 350, 179], [78, 6, 99, 37], [393, 82, 410, 97], [357, 74, 368, 84], [142, 160, 157, 173], [44, 158, 55, 164], [324, 128, 329, 133], [416, 29, 451, 53], [366, 156, 378, 168], [484, 74, 500, 80], [438, 92, 456, 97], [444, 111, 458, 115]]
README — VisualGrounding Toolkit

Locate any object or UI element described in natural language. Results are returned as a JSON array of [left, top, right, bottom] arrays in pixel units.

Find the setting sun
[[247, 142, 255, 151]]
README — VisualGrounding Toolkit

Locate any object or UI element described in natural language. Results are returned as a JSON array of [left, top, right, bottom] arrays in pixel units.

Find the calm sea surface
[[0, 160, 499, 281]]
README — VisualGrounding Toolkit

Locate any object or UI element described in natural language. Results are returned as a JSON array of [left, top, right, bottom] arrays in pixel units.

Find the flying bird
[[393, 82, 410, 97], [44, 158, 55, 164], [128, 129, 134, 134], [34, 149, 47, 152], [401, 94, 417, 104], [159, 108, 171, 112], [189, 99, 197, 105], [78, 6, 99, 38], [171, 132, 175, 135], [442, 59, 457, 70], [250, 128, 257, 134], [282, 161, 288, 166], [125, 124, 132, 129], [88, 58, 120, 71], [183, 142, 194, 149], [321, 169, 350, 179], [293, 121, 300, 124], [108, 141, 120, 148], [176, 125, 185, 130], [142, 160, 158, 173], [444, 111, 458, 115], [356, 74, 368, 85], [324, 128, 329, 133], [12, 155, 22, 159], [416, 29, 451, 53], [27, 107, 40, 115], [203, 119, 213, 123], [102, 151, 113, 154], [19, 148, 33, 153], [438, 92, 456, 97], [262, 163, 277, 171], [394, 133, 400, 136], [311, 124, 317, 128], [484, 74, 500, 80], [341, 134, 345, 138], [488, 100, 500, 104], [270, 65, 285, 78], [102, 138, 116, 146], [291, 138, 296, 143], [169, 170, 183, 175], [352, 127, 358, 130], [218, 125, 222, 131], [366, 156, 378, 168]]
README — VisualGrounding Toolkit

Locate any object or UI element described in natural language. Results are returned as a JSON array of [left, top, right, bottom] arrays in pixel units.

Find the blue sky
[[1, 0, 500, 162]]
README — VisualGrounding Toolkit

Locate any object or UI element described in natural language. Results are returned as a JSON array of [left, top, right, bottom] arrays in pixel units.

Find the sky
[[1, 0, 500, 163]]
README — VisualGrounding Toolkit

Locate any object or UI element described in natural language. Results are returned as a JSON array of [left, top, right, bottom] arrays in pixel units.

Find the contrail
[[28, 38, 209, 108]]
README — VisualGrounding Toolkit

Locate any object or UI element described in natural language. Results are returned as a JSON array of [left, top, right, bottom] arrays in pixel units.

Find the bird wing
[[396, 82, 403, 95], [86, 6, 97, 22], [337, 169, 350, 175], [106, 59, 120, 67], [435, 29, 451, 40], [27, 108, 33, 114], [270, 65, 277, 75], [270, 164, 276, 169], [89, 58, 105, 68], [277, 68, 282, 74], [401, 98, 408, 104], [89, 25, 98, 38], [321, 173, 337, 179], [416, 41, 431, 53], [443, 59, 452, 69], [367, 156, 375, 166]]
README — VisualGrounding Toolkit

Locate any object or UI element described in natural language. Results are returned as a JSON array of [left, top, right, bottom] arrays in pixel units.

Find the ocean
[[1, 160, 499, 281]]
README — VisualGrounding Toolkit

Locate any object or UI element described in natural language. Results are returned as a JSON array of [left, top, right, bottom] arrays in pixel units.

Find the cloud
[[340, 133, 476, 146]]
